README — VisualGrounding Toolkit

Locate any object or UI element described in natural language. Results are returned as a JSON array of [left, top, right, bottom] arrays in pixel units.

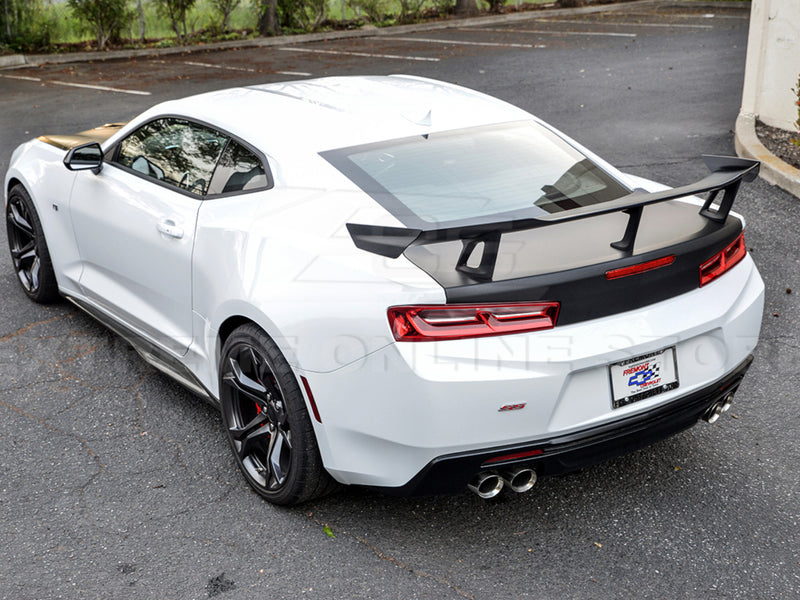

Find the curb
[[0, 0, 734, 70], [735, 112, 800, 200]]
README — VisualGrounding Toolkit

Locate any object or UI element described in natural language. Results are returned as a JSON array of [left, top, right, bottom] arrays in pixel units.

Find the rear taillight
[[387, 302, 560, 342], [699, 232, 747, 287]]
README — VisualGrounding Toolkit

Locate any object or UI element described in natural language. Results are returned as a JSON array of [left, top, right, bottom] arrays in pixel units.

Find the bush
[[558, 0, 585, 7], [211, 0, 241, 31], [154, 0, 198, 42], [1, 0, 53, 51], [68, 0, 131, 50], [277, 0, 325, 31], [347, 0, 386, 23], [398, 0, 425, 22]]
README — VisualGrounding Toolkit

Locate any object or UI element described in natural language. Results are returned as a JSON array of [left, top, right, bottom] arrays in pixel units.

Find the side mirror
[[64, 141, 103, 174]]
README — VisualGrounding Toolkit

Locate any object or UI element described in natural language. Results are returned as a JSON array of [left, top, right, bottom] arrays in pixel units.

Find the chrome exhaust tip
[[705, 392, 735, 424], [720, 392, 734, 413], [501, 468, 537, 493], [467, 473, 504, 499]]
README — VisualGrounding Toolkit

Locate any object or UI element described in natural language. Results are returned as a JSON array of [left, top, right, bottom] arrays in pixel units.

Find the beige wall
[[740, 0, 800, 131]]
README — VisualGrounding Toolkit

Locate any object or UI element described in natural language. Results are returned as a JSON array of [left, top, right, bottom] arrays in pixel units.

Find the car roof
[[149, 75, 533, 154]]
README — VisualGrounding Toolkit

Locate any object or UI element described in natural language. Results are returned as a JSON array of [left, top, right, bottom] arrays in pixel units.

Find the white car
[[4, 75, 764, 505]]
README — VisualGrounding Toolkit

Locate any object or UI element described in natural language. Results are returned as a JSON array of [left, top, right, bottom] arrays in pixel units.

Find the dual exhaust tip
[[470, 391, 737, 498], [704, 391, 735, 424], [468, 467, 537, 499]]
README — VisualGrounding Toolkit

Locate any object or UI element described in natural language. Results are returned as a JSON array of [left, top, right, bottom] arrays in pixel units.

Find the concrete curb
[[0, 0, 736, 70], [735, 112, 800, 200]]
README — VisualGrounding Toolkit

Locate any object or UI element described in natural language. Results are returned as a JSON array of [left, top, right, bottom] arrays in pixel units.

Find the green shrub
[[154, 0, 198, 42], [347, 0, 386, 23], [68, 0, 131, 49], [1, 0, 53, 51], [277, 0, 325, 31]]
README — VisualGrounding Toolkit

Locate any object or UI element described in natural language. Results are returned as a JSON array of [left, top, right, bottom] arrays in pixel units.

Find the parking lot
[[2, 1, 799, 598]]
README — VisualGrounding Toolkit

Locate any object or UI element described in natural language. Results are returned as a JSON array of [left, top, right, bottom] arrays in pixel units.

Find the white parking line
[[1, 74, 41, 82], [471, 27, 636, 38], [280, 47, 440, 62], [184, 60, 256, 72], [277, 70, 312, 76], [391, 36, 544, 49], [537, 18, 713, 29], [51, 80, 151, 96], [626, 12, 748, 20]]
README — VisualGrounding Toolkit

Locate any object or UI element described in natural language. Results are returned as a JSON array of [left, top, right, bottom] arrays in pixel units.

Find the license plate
[[609, 347, 679, 409]]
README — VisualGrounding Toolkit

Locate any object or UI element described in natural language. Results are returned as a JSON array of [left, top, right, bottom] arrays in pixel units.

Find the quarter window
[[116, 118, 228, 196], [207, 140, 269, 195]]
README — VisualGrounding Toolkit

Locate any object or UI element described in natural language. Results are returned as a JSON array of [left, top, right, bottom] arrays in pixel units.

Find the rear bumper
[[372, 354, 753, 496]]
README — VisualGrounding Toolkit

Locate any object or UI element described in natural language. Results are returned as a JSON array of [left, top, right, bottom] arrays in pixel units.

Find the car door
[[69, 117, 229, 355]]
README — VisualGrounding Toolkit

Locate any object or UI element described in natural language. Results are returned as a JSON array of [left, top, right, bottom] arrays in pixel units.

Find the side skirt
[[65, 295, 218, 406]]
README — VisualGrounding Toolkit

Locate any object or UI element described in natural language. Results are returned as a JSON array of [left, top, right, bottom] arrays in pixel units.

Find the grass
[[43, 0, 556, 46]]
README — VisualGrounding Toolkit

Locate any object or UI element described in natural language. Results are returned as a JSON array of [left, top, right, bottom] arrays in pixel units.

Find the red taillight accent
[[387, 302, 560, 342], [300, 376, 322, 423], [699, 233, 747, 287], [483, 449, 543, 466], [605, 255, 676, 280]]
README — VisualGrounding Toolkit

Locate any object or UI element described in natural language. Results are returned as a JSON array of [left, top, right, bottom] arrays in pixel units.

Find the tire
[[219, 324, 337, 506], [5, 184, 60, 303]]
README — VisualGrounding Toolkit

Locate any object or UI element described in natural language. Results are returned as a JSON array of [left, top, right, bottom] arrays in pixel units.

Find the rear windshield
[[321, 120, 630, 228]]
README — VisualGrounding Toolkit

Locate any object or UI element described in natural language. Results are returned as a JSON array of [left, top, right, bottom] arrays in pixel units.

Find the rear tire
[[5, 184, 59, 303], [219, 324, 337, 506]]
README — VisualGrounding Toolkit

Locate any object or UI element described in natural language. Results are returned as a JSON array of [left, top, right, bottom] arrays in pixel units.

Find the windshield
[[321, 120, 630, 228]]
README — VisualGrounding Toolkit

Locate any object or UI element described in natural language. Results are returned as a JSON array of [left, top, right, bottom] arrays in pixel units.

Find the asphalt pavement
[[2, 2, 799, 599]]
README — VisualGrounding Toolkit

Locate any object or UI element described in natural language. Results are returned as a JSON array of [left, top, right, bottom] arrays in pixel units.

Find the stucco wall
[[740, 0, 799, 132]]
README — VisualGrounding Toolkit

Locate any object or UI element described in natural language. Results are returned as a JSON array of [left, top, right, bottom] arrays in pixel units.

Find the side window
[[207, 140, 269, 196], [115, 118, 228, 196]]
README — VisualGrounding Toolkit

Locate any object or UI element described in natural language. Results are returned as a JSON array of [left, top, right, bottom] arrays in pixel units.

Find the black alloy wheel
[[5, 184, 59, 303], [219, 324, 336, 505]]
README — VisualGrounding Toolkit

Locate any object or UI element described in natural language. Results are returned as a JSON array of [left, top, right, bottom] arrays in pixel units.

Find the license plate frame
[[609, 347, 679, 409]]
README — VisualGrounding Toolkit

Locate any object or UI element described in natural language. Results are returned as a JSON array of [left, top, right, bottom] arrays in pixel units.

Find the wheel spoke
[[229, 411, 270, 444], [10, 240, 35, 261], [8, 203, 33, 236], [268, 429, 289, 485], [223, 356, 267, 406]]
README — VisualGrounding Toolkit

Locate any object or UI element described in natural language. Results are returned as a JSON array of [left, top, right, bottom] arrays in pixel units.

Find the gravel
[[755, 120, 800, 170]]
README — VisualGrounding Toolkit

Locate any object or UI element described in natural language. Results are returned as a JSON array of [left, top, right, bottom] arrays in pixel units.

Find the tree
[[154, 0, 197, 43], [454, 0, 477, 17], [68, 0, 129, 50], [257, 0, 278, 36], [211, 0, 240, 31], [1, 0, 52, 51]]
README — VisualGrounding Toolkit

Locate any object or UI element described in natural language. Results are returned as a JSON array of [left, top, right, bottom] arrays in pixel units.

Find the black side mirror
[[64, 141, 103, 174]]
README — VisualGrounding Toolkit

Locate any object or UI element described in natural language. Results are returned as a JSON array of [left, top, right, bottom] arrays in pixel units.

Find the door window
[[115, 118, 228, 196]]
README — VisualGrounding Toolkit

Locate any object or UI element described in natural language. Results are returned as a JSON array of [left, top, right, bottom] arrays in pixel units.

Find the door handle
[[157, 219, 184, 239]]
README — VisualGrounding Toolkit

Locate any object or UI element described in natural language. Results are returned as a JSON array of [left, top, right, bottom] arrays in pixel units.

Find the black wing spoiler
[[347, 155, 759, 272]]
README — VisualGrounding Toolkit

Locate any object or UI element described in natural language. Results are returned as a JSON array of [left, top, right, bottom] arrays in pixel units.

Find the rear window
[[321, 121, 630, 228]]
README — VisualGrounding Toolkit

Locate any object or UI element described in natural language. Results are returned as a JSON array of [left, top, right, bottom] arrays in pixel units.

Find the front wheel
[[5, 184, 59, 303], [219, 324, 337, 505]]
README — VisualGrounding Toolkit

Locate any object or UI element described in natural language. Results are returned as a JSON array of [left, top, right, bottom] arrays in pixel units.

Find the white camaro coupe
[[5, 75, 764, 505]]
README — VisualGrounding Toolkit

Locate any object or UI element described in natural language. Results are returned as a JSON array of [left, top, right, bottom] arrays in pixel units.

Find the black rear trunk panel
[[403, 201, 742, 326]]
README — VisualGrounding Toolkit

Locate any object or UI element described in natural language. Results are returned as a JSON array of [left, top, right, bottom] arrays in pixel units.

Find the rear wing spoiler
[[346, 155, 759, 278]]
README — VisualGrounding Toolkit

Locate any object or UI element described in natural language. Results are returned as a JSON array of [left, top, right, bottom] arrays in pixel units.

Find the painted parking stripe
[[391, 36, 544, 49], [537, 18, 713, 30], [1, 74, 42, 82], [471, 27, 636, 38], [51, 80, 151, 95], [280, 47, 439, 62], [184, 60, 255, 72], [625, 12, 748, 20], [277, 70, 312, 76]]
